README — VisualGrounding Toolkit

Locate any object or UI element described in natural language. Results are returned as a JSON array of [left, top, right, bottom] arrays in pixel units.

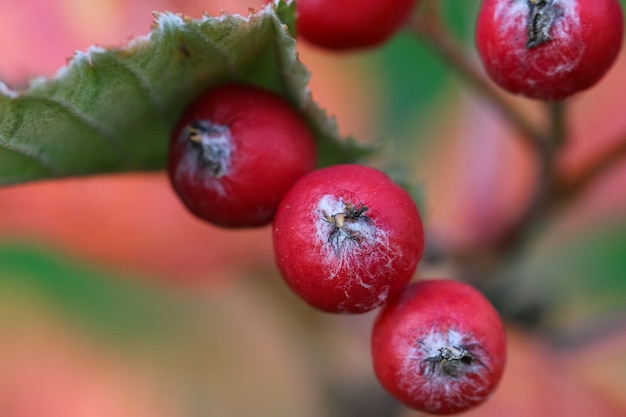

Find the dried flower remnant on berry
[[527, 0, 558, 49], [186, 120, 233, 178], [321, 200, 375, 256], [419, 343, 489, 378]]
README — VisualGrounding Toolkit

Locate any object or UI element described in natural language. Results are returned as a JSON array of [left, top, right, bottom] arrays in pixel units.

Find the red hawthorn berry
[[371, 279, 507, 415], [476, 0, 624, 101], [168, 83, 316, 228], [272, 164, 424, 313], [293, 0, 419, 50]]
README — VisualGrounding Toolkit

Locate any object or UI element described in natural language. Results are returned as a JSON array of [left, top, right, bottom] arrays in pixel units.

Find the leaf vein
[[107, 54, 169, 119], [0, 140, 57, 175], [33, 96, 124, 157]]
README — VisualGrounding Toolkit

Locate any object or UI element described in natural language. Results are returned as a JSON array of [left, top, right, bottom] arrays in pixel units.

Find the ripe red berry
[[272, 164, 424, 313], [371, 279, 506, 415], [168, 83, 316, 228], [476, 0, 624, 100], [293, 0, 419, 50]]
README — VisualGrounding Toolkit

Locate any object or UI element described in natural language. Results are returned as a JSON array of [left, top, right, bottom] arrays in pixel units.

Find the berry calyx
[[168, 83, 317, 228], [185, 120, 232, 177], [526, 0, 558, 49], [272, 164, 424, 313], [475, 0, 624, 100], [371, 279, 507, 415], [321, 199, 375, 255]]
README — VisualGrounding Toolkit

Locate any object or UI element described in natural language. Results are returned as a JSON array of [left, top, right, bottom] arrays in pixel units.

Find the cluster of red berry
[[167, 0, 624, 414]]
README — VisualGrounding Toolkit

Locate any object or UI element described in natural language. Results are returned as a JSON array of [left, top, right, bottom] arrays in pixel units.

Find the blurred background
[[1, 0, 625, 416]]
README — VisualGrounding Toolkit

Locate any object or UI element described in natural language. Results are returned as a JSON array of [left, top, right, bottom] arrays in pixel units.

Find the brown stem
[[499, 139, 557, 253], [548, 101, 567, 147], [405, 14, 545, 149], [493, 100, 565, 255], [442, 104, 565, 280]]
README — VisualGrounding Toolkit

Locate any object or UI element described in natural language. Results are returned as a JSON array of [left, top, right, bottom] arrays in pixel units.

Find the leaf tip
[[153, 11, 186, 30], [51, 46, 106, 83]]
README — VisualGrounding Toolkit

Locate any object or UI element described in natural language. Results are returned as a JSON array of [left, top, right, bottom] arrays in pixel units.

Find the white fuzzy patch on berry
[[314, 194, 398, 309], [174, 121, 234, 196], [495, 0, 581, 40], [494, 0, 531, 31], [315, 195, 377, 253], [494, 0, 584, 78], [398, 327, 493, 413]]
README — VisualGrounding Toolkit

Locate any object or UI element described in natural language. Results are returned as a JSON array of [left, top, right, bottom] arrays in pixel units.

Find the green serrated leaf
[[0, 0, 371, 186]]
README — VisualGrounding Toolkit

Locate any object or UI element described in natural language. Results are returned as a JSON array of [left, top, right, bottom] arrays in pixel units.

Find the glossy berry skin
[[294, 0, 419, 50], [371, 279, 506, 415], [168, 83, 316, 228], [476, 0, 623, 101], [272, 164, 424, 313]]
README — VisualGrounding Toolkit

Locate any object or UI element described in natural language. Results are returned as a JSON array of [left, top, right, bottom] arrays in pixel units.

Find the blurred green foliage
[[374, 0, 480, 142], [489, 219, 626, 344], [0, 242, 183, 343]]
